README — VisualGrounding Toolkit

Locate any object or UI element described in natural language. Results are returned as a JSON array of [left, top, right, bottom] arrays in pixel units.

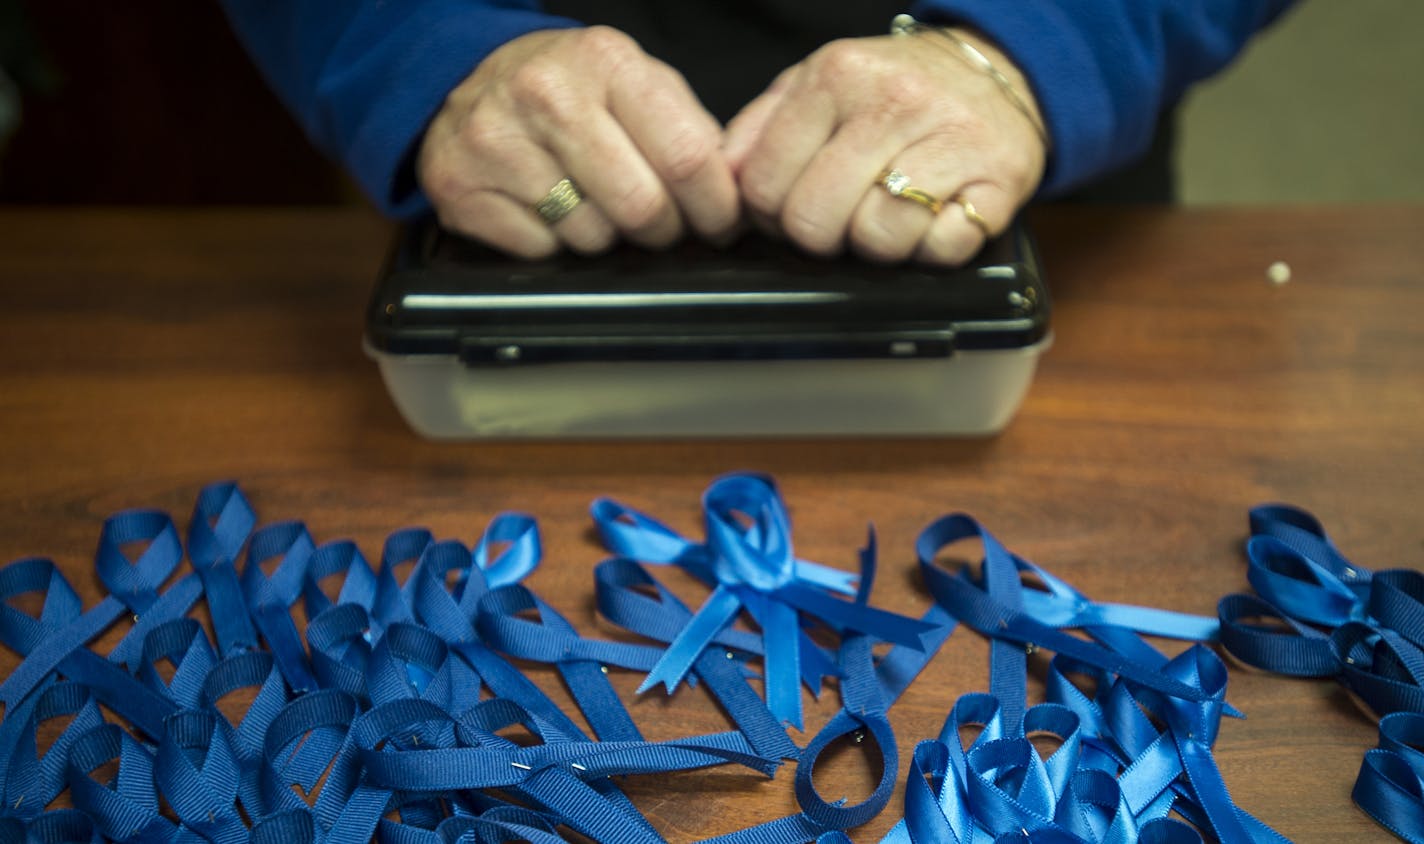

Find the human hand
[[722, 27, 1047, 265], [417, 26, 739, 259]]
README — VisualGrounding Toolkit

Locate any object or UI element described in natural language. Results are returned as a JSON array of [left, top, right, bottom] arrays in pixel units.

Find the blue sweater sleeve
[[910, 0, 1297, 196], [218, 0, 580, 218]]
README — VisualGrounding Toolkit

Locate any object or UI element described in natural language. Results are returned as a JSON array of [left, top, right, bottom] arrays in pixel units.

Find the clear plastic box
[[365, 222, 1050, 439]]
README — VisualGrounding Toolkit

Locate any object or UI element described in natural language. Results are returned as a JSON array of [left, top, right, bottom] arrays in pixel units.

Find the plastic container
[[365, 220, 1051, 438]]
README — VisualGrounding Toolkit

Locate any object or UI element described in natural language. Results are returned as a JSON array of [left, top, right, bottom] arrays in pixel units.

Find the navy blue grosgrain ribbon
[[591, 473, 943, 730], [0, 509, 205, 710], [0, 482, 790, 842], [587, 558, 807, 758], [703, 530, 956, 844], [1218, 503, 1424, 842], [1356, 712, 1424, 843]]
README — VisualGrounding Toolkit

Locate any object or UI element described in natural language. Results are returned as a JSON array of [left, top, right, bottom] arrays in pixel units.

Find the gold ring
[[876, 168, 945, 215], [952, 194, 991, 237], [533, 177, 582, 225]]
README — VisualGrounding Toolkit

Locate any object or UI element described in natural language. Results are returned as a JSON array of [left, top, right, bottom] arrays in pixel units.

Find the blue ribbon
[[876, 512, 1284, 844], [588, 558, 805, 759], [593, 473, 943, 729], [710, 532, 956, 844], [1, 480, 806, 843], [1355, 713, 1424, 843], [1218, 503, 1424, 842]]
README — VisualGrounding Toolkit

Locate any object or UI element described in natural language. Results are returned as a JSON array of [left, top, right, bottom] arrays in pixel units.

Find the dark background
[[0, 0, 349, 205], [0, 0, 1191, 209]]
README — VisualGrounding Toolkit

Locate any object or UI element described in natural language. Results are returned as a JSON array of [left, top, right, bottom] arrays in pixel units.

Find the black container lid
[[366, 218, 1049, 366]]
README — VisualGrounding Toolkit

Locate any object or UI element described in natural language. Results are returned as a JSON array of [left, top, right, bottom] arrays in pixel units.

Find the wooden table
[[1, 206, 1420, 841]]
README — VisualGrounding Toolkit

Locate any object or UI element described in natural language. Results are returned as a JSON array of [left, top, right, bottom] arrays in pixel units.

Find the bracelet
[[889, 13, 1050, 150]]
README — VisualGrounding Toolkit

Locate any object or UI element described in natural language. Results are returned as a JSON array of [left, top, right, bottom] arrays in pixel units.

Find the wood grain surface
[[1, 205, 1421, 842]]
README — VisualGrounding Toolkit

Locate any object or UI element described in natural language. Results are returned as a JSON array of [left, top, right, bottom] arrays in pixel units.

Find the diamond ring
[[876, 168, 945, 215]]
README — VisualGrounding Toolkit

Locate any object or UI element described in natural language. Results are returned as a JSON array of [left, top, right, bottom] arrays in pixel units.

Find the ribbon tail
[[792, 560, 860, 596], [1175, 737, 1255, 843], [799, 633, 839, 699], [745, 595, 803, 729], [779, 583, 939, 649], [638, 585, 742, 696]]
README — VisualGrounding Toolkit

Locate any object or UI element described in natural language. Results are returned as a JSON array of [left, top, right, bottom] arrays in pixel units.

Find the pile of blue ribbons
[[1217, 505, 1424, 843], [0, 475, 1344, 843]]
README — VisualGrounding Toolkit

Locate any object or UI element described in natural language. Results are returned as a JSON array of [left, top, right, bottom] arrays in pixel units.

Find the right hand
[[417, 26, 740, 259]]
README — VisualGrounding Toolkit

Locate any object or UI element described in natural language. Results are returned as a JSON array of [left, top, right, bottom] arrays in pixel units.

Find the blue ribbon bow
[[592, 473, 943, 729]]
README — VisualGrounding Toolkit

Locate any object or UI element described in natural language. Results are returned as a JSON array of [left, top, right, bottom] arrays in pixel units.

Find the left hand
[[722, 29, 1047, 265]]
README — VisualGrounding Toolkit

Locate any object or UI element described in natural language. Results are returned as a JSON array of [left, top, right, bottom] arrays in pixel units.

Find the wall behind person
[[1178, 0, 1424, 203], [0, 0, 346, 204]]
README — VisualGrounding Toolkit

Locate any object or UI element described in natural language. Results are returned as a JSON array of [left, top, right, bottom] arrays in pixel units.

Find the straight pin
[[511, 761, 532, 771]]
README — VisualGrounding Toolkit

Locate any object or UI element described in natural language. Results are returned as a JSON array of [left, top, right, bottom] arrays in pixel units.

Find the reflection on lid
[[402, 291, 850, 310]]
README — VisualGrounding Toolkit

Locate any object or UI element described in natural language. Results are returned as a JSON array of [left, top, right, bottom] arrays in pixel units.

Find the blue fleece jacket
[[219, 0, 1294, 217]]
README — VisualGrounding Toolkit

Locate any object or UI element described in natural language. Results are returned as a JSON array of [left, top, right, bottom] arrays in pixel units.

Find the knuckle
[[879, 73, 935, 113], [737, 170, 781, 217], [576, 25, 643, 72], [508, 61, 579, 120], [919, 230, 974, 266], [418, 151, 469, 204], [658, 126, 716, 184], [567, 228, 617, 256], [780, 205, 838, 256], [611, 181, 670, 231], [849, 216, 911, 263], [810, 39, 874, 90], [999, 150, 1042, 194], [459, 114, 518, 159]]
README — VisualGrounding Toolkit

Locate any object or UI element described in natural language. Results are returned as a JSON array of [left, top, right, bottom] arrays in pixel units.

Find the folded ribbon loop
[[1355, 713, 1424, 843], [241, 521, 318, 693], [1245, 534, 1366, 628], [300, 540, 378, 626], [1, 682, 104, 821], [4, 482, 811, 842], [471, 512, 543, 592], [187, 481, 260, 656], [1248, 503, 1366, 586], [136, 618, 215, 708]]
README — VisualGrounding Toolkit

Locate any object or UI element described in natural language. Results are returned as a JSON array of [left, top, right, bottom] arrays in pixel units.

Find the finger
[[421, 107, 618, 256], [497, 143, 620, 255], [777, 113, 922, 257], [435, 190, 561, 260], [848, 150, 969, 264], [734, 79, 837, 227], [610, 64, 739, 242], [529, 101, 683, 250], [916, 182, 1008, 266], [722, 67, 796, 172]]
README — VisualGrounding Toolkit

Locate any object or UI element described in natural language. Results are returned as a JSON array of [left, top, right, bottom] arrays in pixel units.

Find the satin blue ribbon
[[593, 473, 943, 729], [916, 514, 1217, 710], [876, 512, 1283, 844]]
